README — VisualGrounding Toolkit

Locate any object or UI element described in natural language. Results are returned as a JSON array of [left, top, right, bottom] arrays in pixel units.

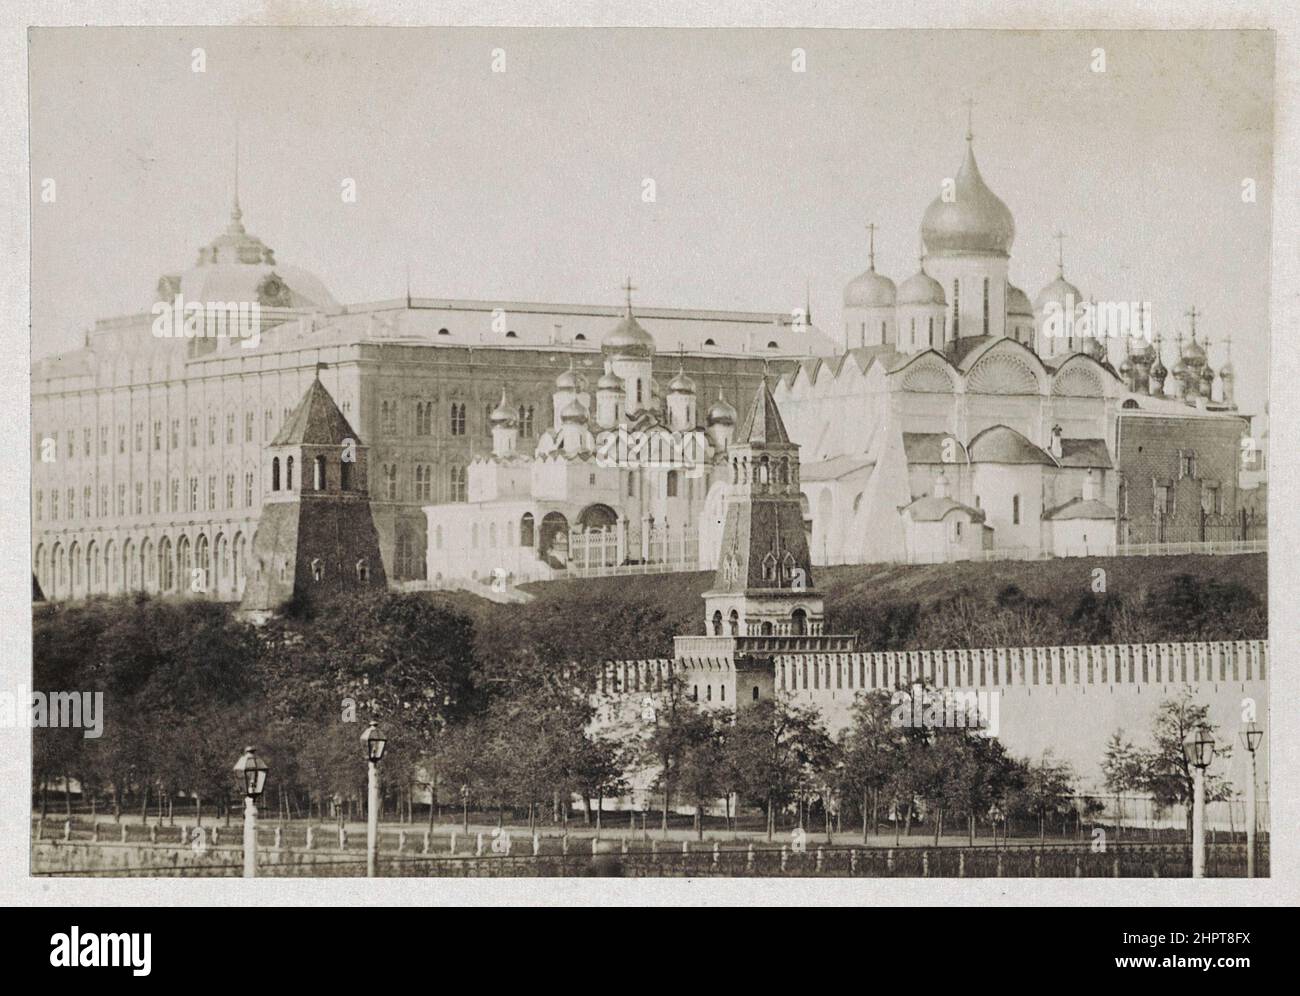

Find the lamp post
[[1240, 721, 1263, 878], [361, 722, 387, 878], [1183, 726, 1216, 878], [232, 747, 268, 879]]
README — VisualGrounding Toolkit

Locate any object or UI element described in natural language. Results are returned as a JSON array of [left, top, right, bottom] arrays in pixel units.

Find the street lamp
[[232, 747, 268, 879], [1240, 721, 1263, 878], [1183, 726, 1216, 878], [361, 722, 386, 877]]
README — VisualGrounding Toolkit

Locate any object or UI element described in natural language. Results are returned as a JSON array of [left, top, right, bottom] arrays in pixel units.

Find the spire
[[405, 261, 411, 308], [230, 124, 244, 231], [1053, 230, 1067, 278], [963, 96, 976, 143], [805, 279, 812, 326], [1185, 304, 1201, 343], [866, 221, 878, 270], [621, 276, 637, 318]]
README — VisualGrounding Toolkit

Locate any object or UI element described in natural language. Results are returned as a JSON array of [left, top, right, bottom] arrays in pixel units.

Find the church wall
[[972, 463, 1044, 550]]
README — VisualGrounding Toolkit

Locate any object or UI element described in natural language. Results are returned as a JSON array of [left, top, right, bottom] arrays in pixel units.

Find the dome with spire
[[707, 394, 737, 425], [597, 369, 623, 392], [163, 166, 336, 309], [897, 266, 946, 307], [560, 399, 589, 423], [602, 282, 656, 358], [1007, 284, 1033, 318], [554, 366, 584, 391], [668, 368, 697, 394], [1034, 273, 1084, 315], [844, 267, 896, 308], [490, 392, 516, 425], [1150, 348, 1168, 379], [1183, 336, 1207, 363], [921, 137, 1016, 256]]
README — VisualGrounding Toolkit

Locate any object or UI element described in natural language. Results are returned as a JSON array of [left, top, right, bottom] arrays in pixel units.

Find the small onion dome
[[601, 313, 656, 357], [1006, 283, 1033, 318], [707, 395, 737, 425], [921, 140, 1016, 255], [560, 399, 589, 423], [1150, 353, 1168, 379], [897, 269, 946, 307], [1219, 358, 1235, 378], [1034, 274, 1084, 314], [1200, 363, 1216, 384], [1118, 353, 1134, 375], [490, 395, 516, 425], [668, 368, 696, 394], [1183, 337, 1206, 362], [597, 369, 623, 392], [844, 267, 896, 309], [555, 367, 580, 390]]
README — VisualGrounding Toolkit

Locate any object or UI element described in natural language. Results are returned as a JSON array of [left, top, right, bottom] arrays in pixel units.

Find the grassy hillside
[[456, 553, 1267, 660]]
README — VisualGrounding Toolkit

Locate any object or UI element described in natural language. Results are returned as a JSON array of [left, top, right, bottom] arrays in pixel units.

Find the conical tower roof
[[272, 376, 361, 446], [736, 380, 791, 445]]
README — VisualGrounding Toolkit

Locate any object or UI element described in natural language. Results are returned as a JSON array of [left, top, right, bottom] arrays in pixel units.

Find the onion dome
[[1183, 336, 1207, 364], [707, 393, 737, 425], [1219, 341, 1235, 378], [1118, 352, 1134, 376], [596, 369, 623, 392], [1149, 348, 1168, 380], [602, 281, 656, 358], [897, 267, 946, 307], [921, 136, 1016, 255], [560, 399, 589, 423], [1007, 284, 1033, 318], [668, 367, 696, 394], [489, 391, 516, 425], [555, 366, 580, 390], [844, 268, 896, 308], [1034, 273, 1084, 315]]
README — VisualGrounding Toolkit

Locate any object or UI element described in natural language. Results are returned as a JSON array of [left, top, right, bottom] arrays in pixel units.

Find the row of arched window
[[271, 455, 355, 493], [34, 531, 247, 601], [730, 453, 795, 487]]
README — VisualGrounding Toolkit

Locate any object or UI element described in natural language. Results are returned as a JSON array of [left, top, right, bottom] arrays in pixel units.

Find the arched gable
[[965, 342, 1044, 396], [891, 350, 959, 394], [1052, 353, 1119, 397]]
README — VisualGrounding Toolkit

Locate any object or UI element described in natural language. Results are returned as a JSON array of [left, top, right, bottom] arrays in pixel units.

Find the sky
[[28, 27, 1273, 412]]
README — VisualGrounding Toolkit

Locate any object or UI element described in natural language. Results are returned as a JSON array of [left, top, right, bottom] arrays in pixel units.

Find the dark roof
[[945, 335, 998, 367], [902, 495, 985, 523], [736, 380, 791, 445], [968, 425, 1057, 466], [1042, 497, 1116, 521], [903, 432, 968, 464], [1057, 437, 1113, 469], [272, 377, 362, 446]]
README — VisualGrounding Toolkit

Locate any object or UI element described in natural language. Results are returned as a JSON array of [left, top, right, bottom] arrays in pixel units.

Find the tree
[[837, 690, 905, 842], [1011, 752, 1076, 841], [725, 698, 833, 841], [1100, 730, 1143, 838], [675, 710, 732, 839], [1137, 690, 1234, 835]]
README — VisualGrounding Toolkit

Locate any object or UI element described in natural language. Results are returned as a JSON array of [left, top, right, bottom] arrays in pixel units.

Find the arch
[[666, 469, 679, 498], [313, 455, 326, 490], [215, 533, 228, 593], [195, 534, 210, 592], [791, 608, 808, 635], [728, 609, 739, 636], [286, 456, 294, 490], [966, 353, 1039, 395], [1052, 361, 1105, 397], [157, 536, 173, 592], [752, 685, 760, 701], [437, 327, 450, 336], [124, 539, 138, 591], [86, 541, 100, 593], [712, 610, 723, 635], [69, 542, 82, 596], [52, 543, 65, 597], [704, 338, 716, 346], [760, 621, 774, 635], [538, 511, 570, 566], [271, 457, 281, 491], [767, 341, 779, 349], [105, 540, 118, 592], [520, 512, 535, 547], [232, 532, 244, 589], [895, 352, 958, 393], [340, 458, 353, 491], [177, 535, 193, 590], [576, 503, 617, 530]]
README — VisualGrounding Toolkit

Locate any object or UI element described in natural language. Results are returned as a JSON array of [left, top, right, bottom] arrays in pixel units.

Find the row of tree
[[32, 587, 1238, 840]]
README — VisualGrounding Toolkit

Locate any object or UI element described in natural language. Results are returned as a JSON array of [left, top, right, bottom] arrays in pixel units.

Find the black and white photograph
[[3, 2, 1297, 925]]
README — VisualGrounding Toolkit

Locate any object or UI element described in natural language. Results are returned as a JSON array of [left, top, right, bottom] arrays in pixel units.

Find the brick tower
[[240, 370, 387, 615], [703, 380, 824, 638]]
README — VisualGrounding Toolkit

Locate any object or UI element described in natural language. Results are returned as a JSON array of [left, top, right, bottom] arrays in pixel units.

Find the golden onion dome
[[921, 139, 1016, 256], [844, 267, 896, 309]]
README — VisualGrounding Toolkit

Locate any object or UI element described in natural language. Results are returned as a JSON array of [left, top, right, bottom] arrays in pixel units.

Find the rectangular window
[[381, 401, 399, 436], [244, 472, 254, 507], [415, 401, 432, 436], [170, 478, 179, 513], [952, 280, 960, 336], [450, 403, 466, 436], [118, 424, 126, 454], [116, 484, 125, 516], [66, 430, 75, 459], [133, 483, 142, 515], [983, 278, 989, 335], [83, 428, 91, 457], [99, 426, 108, 455], [226, 413, 235, 444], [207, 475, 216, 511], [189, 477, 198, 512], [99, 485, 109, 517], [1012, 494, 1020, 525], [170, 419, 179, 450], [51, 490, 59, 519], [35, 490, 42, 521], [382, 464, 398, 501], [153, 421, 162, 451], [152, 480, 161, 513], [208, 416, 216, 446], [226, 474, 235, 509], [68, 487, 76, 518]]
